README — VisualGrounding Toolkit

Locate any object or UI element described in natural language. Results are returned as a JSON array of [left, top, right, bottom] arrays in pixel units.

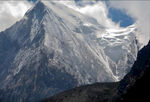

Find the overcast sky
[[0, 0, 149, 45]]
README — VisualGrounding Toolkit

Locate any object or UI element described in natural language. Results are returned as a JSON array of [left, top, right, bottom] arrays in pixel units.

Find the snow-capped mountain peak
[[0, 1, 139, 102]]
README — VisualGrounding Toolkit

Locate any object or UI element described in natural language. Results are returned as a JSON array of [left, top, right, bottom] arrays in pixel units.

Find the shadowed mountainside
[[41, 82, 119, 102], [116, 40, 150, 102]]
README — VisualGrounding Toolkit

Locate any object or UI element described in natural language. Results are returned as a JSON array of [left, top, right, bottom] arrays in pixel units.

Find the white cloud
[[1, 0, 149, 45], [0, 1, 32, 31], [58, 1, 119, 29], [77, 2, 119, 29], [60, 0, 150, 45], [109, 0, 150, 45]]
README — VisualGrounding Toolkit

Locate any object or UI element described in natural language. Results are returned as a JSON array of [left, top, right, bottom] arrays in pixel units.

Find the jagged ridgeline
[[0, 1, 139, 102]]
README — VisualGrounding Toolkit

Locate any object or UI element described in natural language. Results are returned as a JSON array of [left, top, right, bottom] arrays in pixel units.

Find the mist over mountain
[[0, 1, 140, 102]]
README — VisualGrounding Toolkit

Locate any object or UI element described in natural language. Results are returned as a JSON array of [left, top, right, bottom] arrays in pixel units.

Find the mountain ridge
[[0, 1, 140, 102]]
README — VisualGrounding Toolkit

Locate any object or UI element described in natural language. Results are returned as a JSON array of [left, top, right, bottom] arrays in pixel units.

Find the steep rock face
[[0, 1, 139, 102], [40, 41, 150, 102], [97, 25, 139, 80]]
